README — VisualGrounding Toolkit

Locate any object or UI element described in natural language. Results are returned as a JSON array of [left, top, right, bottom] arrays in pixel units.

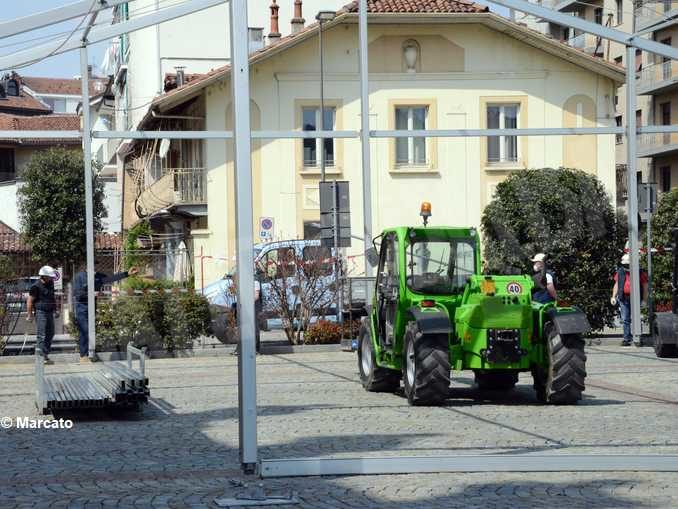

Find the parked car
[[202, 240, 338, 332]]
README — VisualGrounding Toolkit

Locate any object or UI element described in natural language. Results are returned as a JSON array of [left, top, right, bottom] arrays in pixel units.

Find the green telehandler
[[358, 206, 590, 406]]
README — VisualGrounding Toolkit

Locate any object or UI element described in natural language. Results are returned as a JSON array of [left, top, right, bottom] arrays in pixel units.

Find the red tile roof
[[0, 113, 81, 145], [0, 221, 17, 235], [0, 90, 51, 115], [341, 0, 487, 13], [22, 76, 108, 97]]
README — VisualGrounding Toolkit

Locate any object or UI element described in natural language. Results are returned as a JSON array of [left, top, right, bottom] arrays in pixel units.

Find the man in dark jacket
[[26, 266, 58, 364], [531, 253, 558, 304], [611, 253, 648, 346], [73, 265, 138, 362]]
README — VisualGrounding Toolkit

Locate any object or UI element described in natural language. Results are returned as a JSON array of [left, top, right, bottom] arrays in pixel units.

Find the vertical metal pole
[[80, 45, 97, 359], [625, 45, 642, 344], [319, 19, 326, 182], [231, 0, 257, 474], [333, 180, 343, 324], [646, 185, 653, 326], [358, 0, 373, 277]]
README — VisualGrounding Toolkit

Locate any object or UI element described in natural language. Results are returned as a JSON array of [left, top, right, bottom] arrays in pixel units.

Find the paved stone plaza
[[2, 344, 678, 508]]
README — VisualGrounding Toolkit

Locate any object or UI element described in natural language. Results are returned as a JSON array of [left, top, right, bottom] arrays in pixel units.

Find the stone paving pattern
[[1, 345, 678, 508]]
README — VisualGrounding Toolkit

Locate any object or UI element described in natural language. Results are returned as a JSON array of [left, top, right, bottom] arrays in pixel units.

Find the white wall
[[102, 180, 122, 233], [0, 182, 20, 231]]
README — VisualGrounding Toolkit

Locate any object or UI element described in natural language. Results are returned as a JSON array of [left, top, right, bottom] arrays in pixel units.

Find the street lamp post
[[316, 11, 335, 182]]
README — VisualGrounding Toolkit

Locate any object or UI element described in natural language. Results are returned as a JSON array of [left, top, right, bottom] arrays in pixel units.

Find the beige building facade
[[125, 5, 624, 286]]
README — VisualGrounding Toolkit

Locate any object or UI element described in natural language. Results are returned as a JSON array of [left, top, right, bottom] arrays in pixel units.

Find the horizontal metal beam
[[5, 124, 678, 142], [261, 454, 678, 478], [638, 125, 678, 133], [92, 130, 360, 140], [0, 0, 131, 40], [488, 0, 678, 60], [0, 0, 227, 71], [371, 127, 625, 137]]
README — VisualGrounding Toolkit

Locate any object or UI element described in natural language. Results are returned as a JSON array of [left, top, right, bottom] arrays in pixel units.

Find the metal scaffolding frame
[[3, 0, 678, 477]]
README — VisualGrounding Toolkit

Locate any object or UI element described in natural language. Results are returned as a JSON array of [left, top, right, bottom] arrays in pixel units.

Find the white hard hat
[[621, 254, 630, 265], [531, 253, 547, 263], [38, 265, 57, 278]]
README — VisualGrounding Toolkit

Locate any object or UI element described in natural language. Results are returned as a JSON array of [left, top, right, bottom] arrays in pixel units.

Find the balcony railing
[[138, 168, 206, 216], [635, 0, 678, 31], [638, 132, 678, 157], [637, 60, 678, 94]]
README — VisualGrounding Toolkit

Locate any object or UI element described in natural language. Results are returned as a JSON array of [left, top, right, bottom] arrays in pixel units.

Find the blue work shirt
[[73, 270, 129, 305]]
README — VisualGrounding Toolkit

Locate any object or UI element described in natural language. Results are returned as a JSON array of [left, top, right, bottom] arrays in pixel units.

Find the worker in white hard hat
[[26, 265, 59, 364], [611, 253, 649, 346], [531, 253, 557, 304]]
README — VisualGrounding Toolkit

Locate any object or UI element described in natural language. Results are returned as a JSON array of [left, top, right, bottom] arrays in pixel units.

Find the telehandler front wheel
[[357, 323, 400, 392], [533, 326, 586, 405], [403, 323, 450, 406]]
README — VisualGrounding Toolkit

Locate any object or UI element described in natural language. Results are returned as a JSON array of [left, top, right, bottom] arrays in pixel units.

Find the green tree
[[481, 167, 626, 332], [17, 148, 106, 267], [649, 188, 678, 310]]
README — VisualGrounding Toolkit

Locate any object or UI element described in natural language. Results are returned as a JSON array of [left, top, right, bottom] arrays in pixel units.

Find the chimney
[[291, 0, 305, 34], [175, 66, 186, 87], [249, 27, 265, 53], [268, 0, 281, 45]]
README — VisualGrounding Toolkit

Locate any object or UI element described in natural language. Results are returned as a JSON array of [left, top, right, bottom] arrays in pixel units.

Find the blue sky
[[1, 0, 507, 78], [2, 0, 109, 78]]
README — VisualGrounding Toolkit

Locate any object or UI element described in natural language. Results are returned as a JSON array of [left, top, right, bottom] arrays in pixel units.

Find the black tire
[[654, 340, 678, 358], [474, 372, 518, 391], [357, 322, 400, 392], [533, 325, 587, 404], [653, 321, 678, 358], [402, 322, 450, 406]]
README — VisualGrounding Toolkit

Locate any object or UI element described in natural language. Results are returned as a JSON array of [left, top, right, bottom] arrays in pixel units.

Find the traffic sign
[[259, 217, 274, 242]]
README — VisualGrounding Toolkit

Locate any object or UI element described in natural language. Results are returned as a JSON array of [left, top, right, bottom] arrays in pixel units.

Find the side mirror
[[365, 247, 379, 268]]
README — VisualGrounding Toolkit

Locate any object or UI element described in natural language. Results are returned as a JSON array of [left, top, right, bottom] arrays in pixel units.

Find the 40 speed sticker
[[506, 282, 523, 294]]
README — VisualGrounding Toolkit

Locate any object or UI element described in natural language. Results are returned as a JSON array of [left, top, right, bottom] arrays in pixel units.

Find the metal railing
[[635, 0, 678, 30], [138, 167, 206, 215], [638, 131, 677, 153], [637, 61, 678, 91], [173, 168, 206, 204]]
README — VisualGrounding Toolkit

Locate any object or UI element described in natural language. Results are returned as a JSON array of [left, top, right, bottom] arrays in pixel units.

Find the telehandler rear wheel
[[358, 323, 400, 392], [533, 325, 586, 404], [403, 323, 450, 406]]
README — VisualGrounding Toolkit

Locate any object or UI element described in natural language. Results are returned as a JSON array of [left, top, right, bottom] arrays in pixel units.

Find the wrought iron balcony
[[138, 168, 207, 218]]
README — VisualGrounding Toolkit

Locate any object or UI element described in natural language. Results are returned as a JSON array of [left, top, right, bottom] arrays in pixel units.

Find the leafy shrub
[[481, 167, 626, 332], [93, 291, 211, 352], [648, 189, 678, 309], [164, 292, 212, 351], [304, 320, 342, 344]]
